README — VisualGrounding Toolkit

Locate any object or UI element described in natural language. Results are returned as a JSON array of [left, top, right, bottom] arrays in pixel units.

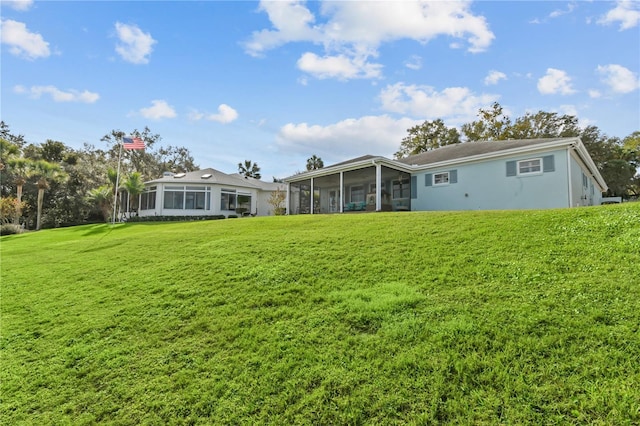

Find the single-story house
[[284, 137, 608, 214], [137, 168, 285, 217]]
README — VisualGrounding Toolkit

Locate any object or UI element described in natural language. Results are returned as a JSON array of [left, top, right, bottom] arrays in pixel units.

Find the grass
[[2, 204, 639, 424]]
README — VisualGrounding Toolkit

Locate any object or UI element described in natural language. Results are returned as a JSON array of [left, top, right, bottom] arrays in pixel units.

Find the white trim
[[339, 172, 344, 212], [517, 157, 543, 176], [567, 147, 573, 207], [375, 163, 382, 211], [285, 156, 412, 182]]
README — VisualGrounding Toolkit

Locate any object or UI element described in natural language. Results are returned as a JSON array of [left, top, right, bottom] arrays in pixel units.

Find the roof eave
[[284, 156, 412, 182], [409, 138, 581, 171]]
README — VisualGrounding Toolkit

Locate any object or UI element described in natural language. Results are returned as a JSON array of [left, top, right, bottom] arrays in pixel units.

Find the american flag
[[123, 136, 145, 150]]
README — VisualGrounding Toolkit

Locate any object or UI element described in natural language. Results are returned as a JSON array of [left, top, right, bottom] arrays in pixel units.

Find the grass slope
[[2, 205, 640, 424]]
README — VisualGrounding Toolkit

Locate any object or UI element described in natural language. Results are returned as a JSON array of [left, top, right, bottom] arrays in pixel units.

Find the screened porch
[[288, 164, 411, 214]]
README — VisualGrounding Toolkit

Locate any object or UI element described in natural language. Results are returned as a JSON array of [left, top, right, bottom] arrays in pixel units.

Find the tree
[[238, 160, 261, 179], [461, 102, 512, 141], [155, 145, 198, 174], [1, 138, 20, 172], [267, 187, 287, 215], [86, 185, 114, 222], [122, 172, 145, 214], [0, 197, 25, 224], [510, 111, 580, 139], [395, 119, 461, 158], [601, 159, 637, 197], [306, 155, 324, 171], [7, 157, 34, 224], [0, 121, 25, 148], [32, 160, 66, 230]]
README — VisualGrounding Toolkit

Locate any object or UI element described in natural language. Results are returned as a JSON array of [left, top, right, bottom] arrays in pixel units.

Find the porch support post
[[310, 178, 314, 214], [375, 163, 382, 211], [339, 172, 344, 213], [285, 183, 290, 215]]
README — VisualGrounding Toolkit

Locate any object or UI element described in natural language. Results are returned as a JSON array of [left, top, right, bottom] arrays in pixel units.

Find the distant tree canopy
[[395, 119, 461, 159], [398, 102, 639, 198], [238, 160, 261, 179], [1, 123, 199, 229], [306, 155, 324, 171]]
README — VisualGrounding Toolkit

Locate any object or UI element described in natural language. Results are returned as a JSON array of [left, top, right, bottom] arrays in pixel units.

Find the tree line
[[2, 103, 638, 232], [395, 103, 639, 198], [1, 122, 197, 233]]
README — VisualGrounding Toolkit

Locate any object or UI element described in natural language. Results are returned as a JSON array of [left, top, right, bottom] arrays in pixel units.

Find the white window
[[518, 158, 542, 175], [140, 186, 157, 210], [433, 172, 450, 185], [221, 188, 236, 210], [164, 185, 211, 210]]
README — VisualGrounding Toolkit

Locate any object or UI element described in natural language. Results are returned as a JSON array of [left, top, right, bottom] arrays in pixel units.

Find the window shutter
[[425, 174, 432, 186], [450, 169, 458, 184], [543, 155, 555, 172], [506, 161, 517, 177], [411, 176, 417, 199]]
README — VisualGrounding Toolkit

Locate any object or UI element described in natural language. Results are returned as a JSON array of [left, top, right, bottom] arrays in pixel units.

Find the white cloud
[[297, 52, 382, 80], [596, 64, 640, 93], [0, 19, 50, 60], [245, 1, 494, 80], [114, 22, 156, 64], [276, 115, 420, 160], [378, 82, 499, 125], [588, 89, 602, 98], [190, 104, 239, 123], [244, 1, 321, 56], [2, 0, 34, 11], [550, 2, 577, 18], [484, 70, 507, 85], [14, 85, 99, 103], [139, 100, 176, 120], [404, 55, 422, 71], [537, 68, 576, 95], [598, 0, 640, 30]]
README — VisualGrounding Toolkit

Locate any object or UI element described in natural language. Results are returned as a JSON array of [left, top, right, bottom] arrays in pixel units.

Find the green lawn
[[2, 204, 639, 424]]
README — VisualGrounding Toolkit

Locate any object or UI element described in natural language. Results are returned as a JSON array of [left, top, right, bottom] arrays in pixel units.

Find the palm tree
[[122, 172, 145, 215], [238, 160, 261, 179], [32, 160, 66, 230], [306, 155, 324, 171], [86, 185, 114, 222], [7, 157, 33, 224], [1, 138, 20, 171]]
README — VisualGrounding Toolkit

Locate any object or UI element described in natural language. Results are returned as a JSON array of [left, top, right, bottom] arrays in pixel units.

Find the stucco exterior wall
[[569, 153, 603, 207], [411, 148, 571, 211]]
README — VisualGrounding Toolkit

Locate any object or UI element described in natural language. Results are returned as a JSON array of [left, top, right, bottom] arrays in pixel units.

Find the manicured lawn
[[2, 204, 639, 424]]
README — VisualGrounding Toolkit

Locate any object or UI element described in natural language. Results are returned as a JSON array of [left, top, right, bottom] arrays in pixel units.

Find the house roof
[[284, 155, 412, 182], [146, 168, 281, 191], [397, 138, 572, 166], [284, 137, 607, 191]]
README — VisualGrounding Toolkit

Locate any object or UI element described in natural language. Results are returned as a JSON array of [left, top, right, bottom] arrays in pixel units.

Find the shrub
[[0, 224, 23, 236], [126, 215, 226, 223]]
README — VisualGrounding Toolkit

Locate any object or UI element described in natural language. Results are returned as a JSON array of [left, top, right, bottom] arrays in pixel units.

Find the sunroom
[[285, 156, 413, 215]]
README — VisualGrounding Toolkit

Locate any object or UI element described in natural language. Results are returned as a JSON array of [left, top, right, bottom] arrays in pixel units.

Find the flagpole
[[112, 135, 124, 225]]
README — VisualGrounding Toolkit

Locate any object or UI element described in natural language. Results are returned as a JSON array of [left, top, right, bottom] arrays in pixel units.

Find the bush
[[0, 224, 23, 236], [126, 215, 226, 223]]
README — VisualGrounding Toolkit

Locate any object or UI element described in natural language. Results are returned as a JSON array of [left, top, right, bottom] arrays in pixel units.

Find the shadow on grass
[[77, 239, 126, 254]]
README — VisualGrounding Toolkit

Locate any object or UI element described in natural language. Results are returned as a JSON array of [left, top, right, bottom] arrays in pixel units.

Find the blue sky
[[2, 0, 639, 180]]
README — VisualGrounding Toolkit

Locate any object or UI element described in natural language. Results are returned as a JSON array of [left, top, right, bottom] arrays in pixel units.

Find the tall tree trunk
[[36, 188, 44, 230], [14, 183, 23, 225]]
